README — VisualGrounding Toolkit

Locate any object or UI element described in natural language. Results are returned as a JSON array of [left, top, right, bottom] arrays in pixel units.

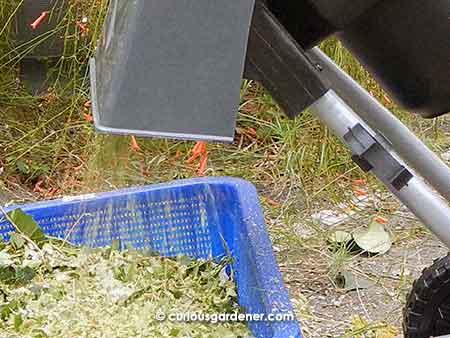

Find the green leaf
[[170, 289, 183, 299], [0, 266, 36, 286], [0, 288, 7, 302], [16, 161, 30, 174], [13, 314, 23, 331], [169, 328, 181, 336], [328, 230, 352, 244], [10, 233, 25, 250], [15, 267, 36, 285], [7, 209, 46, 244], [0, 300, 19, 320], [126, 262, 138, 282], [353, 222, 392, 254], [32, 163, 50, 175], [31, 329, 48, 338], [0, 266, 16, 284], [328, 230, 359, 252]]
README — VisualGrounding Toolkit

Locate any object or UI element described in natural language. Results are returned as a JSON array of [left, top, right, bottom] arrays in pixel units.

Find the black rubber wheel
[[404, 255, 450, 338]]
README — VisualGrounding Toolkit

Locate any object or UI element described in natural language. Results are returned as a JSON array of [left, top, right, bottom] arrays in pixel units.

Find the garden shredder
[[15, 0, 450, 337]]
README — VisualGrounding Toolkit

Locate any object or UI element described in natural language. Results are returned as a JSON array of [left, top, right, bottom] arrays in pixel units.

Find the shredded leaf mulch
[[0, 209, 251, 338]]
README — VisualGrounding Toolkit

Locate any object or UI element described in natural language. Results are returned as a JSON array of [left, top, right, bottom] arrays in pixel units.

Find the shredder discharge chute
[[90, 0, 255, 142]]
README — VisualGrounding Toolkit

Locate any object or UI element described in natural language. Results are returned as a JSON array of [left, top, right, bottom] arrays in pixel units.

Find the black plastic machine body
[[266, 0, 450, 118]]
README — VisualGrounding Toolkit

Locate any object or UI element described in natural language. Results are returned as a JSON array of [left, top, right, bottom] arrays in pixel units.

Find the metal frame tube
[[310, 91, 450, 248], [308, 48, 450, 203]]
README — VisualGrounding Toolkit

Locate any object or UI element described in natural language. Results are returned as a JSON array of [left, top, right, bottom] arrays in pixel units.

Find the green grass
[[1, 4, 450, 336], [1, 2, 449, 222], [1, 1, 448, 205]]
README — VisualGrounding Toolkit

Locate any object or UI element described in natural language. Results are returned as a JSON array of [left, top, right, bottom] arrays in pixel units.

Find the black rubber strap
[[344, 124, 413, 190]]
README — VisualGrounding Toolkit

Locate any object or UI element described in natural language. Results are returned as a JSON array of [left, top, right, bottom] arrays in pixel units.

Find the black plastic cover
[[268, 0, 450, 118], [267, 0, 380, 48], [339, 0, 450, 117], [267, 0, 334, 48], [311, 0, 379, 29]]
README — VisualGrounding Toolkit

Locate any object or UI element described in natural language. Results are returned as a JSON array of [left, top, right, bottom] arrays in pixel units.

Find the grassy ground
[[1, 1, 450, 337]]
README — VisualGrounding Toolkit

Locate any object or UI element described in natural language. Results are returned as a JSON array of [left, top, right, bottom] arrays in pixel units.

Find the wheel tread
[[404, 255, 450, 338]]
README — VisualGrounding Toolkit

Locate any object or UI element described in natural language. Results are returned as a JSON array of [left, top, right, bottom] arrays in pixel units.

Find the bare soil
[[270, 202, 448, 338]]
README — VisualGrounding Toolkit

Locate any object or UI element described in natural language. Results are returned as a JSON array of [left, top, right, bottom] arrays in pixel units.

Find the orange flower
[[185, 141, 209, 175], [265, 197, 280, 207], [197, 153, 208, 176], [130, 136, 141, 152], [31, 11, 49, 30], [33, 180, 45, 193], [353, 179, 367, 186], [83, 113, 93, 122], [47, 187, 62, 196], [174, 149, 182, 159], [374, 216, 388, 224], [383, 94, 392, 104], [76, 21, 89, 34], [186, 141, 207, 163], [246, 127, 257, 137]]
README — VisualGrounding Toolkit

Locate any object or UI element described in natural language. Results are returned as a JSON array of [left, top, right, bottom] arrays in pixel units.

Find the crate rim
[[2, 176, 257, 211]]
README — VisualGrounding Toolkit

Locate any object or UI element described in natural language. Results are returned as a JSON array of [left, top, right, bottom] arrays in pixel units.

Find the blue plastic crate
[[0, 177, 302, 338]]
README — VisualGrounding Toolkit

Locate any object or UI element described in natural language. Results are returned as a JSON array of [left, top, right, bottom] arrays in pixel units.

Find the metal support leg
[[307, 48, 450, 204], [310, 91, 450, 248]]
